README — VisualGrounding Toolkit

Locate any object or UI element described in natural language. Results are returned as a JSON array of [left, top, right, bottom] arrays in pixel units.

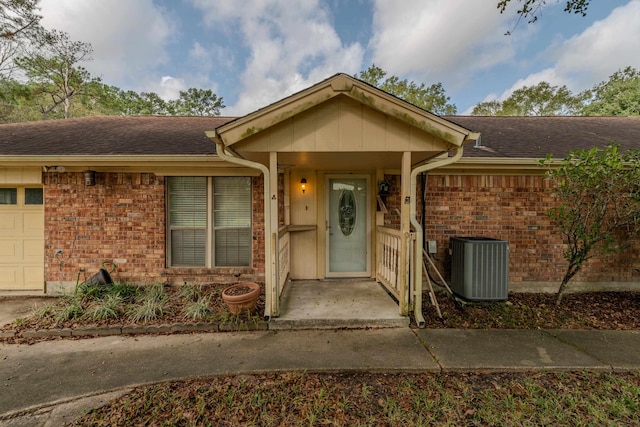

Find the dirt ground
[[0, 296, 55, 327]]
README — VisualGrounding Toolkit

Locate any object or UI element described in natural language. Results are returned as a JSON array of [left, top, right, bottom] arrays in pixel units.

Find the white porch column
[[398, 151, 411, 315], [269, 151, 280, 316]]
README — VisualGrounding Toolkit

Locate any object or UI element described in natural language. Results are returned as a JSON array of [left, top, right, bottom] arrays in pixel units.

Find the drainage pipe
[[409, 146, 464, 327], [211, 137, 275, 318]]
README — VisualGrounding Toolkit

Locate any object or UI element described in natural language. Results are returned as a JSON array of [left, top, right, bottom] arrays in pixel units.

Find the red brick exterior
[[43, 170, 639, 290], [44, 172, 265, 286], [382, 173, 640, 287]]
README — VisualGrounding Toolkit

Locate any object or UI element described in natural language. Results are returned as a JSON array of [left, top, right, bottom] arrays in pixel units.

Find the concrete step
[[270, 279, 408, 330]]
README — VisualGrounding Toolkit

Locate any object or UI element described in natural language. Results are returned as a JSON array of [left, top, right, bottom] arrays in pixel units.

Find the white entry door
[[326, 176, 370, 277]]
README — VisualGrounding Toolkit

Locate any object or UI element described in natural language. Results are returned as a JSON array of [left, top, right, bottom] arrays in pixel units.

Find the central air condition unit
[[450, 237, 509, 301]]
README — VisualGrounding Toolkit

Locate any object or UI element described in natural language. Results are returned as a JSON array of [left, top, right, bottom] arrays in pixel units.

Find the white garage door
[[0, 187, 44, 291]]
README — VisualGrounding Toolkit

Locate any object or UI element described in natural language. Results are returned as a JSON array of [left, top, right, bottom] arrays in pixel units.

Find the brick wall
[[379, 172, 640, 288], [44, 172, 265, 287], [423, 174, 640, 286]]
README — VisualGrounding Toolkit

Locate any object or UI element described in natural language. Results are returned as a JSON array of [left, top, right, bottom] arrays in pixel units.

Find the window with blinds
[[167, 176, 252, 267], [213, 177, 252, 266]]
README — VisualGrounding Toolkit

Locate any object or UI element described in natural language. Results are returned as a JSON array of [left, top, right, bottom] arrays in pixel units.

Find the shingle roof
[[445, 116, 640, 159], [0, 115, 234, 156], [1, 115, 639, 159]]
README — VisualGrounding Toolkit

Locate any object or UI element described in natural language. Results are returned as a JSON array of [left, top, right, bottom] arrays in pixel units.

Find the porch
[[269, 279, 409, 330], [209, 73, 479, 321]]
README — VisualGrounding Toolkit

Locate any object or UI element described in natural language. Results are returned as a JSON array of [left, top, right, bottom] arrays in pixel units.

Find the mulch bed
[[421, 291, 640, 330]]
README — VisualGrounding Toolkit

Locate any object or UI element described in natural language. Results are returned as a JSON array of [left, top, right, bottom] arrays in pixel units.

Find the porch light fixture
[[300, 178, 307, 194]]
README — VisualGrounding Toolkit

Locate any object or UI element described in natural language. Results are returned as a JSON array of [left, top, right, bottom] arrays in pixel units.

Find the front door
[[326, 175, 370, 277]]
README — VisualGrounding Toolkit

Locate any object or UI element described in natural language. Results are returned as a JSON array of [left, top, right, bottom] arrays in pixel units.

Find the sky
[[38, 0, 640, 116]]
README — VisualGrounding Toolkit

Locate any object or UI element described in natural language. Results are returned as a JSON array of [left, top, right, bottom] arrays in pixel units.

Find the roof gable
[[213, 73, 478, 149]]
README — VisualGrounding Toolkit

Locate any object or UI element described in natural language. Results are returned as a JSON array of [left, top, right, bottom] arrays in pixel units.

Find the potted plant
[[221, 282, 261, 315]]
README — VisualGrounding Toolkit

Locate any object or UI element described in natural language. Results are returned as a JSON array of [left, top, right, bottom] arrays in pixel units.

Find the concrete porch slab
[[269, 280, 409, 330]]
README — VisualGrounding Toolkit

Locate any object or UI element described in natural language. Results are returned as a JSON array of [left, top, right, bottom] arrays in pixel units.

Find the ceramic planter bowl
[[221, 282, 261, 315]]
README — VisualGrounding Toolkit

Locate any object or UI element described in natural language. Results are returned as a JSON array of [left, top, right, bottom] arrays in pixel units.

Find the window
[[168, 177, 252, 267], [25, 188, 44, 205], [0, 188, 17, 205]]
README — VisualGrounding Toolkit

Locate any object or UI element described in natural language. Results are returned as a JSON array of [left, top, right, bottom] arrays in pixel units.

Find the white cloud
[[39, 0, 176, 90], [191, 0, 365, 115], [553, 0, 640, 91], [495, 0, 640, 100], [370, 0, 521, 86], [146, 76, 186, 101], [493, 68, 566, 101]]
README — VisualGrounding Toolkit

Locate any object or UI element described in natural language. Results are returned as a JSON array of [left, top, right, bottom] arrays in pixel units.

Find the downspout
[[211, 136, 275, 319], [410, 146, 464, 328]]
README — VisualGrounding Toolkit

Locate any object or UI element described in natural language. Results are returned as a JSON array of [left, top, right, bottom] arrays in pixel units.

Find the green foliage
[[170, 87, 224, 116], [356, 65, 457, 115], [55, 296, 84, 323], [541, 143, 640, 304], [14, 30, 98, 119], [0, 0, 48, 77], [0, 78, 41, 122], [84, 294, 123, 321], [579, 66, 640, 116], [30, 302, 56, 321], [183, 295, 212, 320], [0, 0, 43, 40], [109, 281, 140, 302], [127, 284, 168, 323], [472, 81, 581, 116], [179, 283, 203, 302]]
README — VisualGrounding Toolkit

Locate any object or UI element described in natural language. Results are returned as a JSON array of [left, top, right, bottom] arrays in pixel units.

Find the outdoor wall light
[[83, 170, 97, 186], [300, 178, 307, 194]]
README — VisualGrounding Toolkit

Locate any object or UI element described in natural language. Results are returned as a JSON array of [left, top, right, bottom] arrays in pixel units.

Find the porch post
[[398, 151, 411, 315], [269, 151, 280, 316]]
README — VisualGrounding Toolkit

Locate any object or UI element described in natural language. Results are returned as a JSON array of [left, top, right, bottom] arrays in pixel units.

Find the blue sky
[[39, 0, 640, 116]]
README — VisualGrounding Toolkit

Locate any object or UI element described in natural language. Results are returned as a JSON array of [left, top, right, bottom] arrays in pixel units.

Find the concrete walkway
[[1, 328, 640, 426]]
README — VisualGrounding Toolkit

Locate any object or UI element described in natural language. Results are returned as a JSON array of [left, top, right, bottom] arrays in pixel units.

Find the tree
[[0, 0, 48, 77], [0, 0, 43, 39], [356, 65, 457, 115], [169, 88, 224, 116], [472, 81, 580, 116], [14, 30, 97, 119], [0, 77, 41, 122], [541, 144, 640, 305], [498, 0, 589, 30], [579, 67, 640, 116]]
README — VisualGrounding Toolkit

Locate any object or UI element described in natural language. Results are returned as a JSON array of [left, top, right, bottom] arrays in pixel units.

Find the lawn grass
[[73, 371, 640, 426]]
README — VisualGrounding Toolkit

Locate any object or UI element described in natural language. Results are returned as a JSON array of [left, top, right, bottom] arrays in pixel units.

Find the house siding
[[43, 172, 265, 289]]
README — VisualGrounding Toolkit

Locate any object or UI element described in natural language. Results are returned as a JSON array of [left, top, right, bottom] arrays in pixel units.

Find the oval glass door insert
[[338, 189, 356, 236]]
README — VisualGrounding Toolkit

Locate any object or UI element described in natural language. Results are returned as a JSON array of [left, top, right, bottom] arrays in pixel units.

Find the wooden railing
[[277, 228, 290, 298], [376, 226, 403, 299]]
